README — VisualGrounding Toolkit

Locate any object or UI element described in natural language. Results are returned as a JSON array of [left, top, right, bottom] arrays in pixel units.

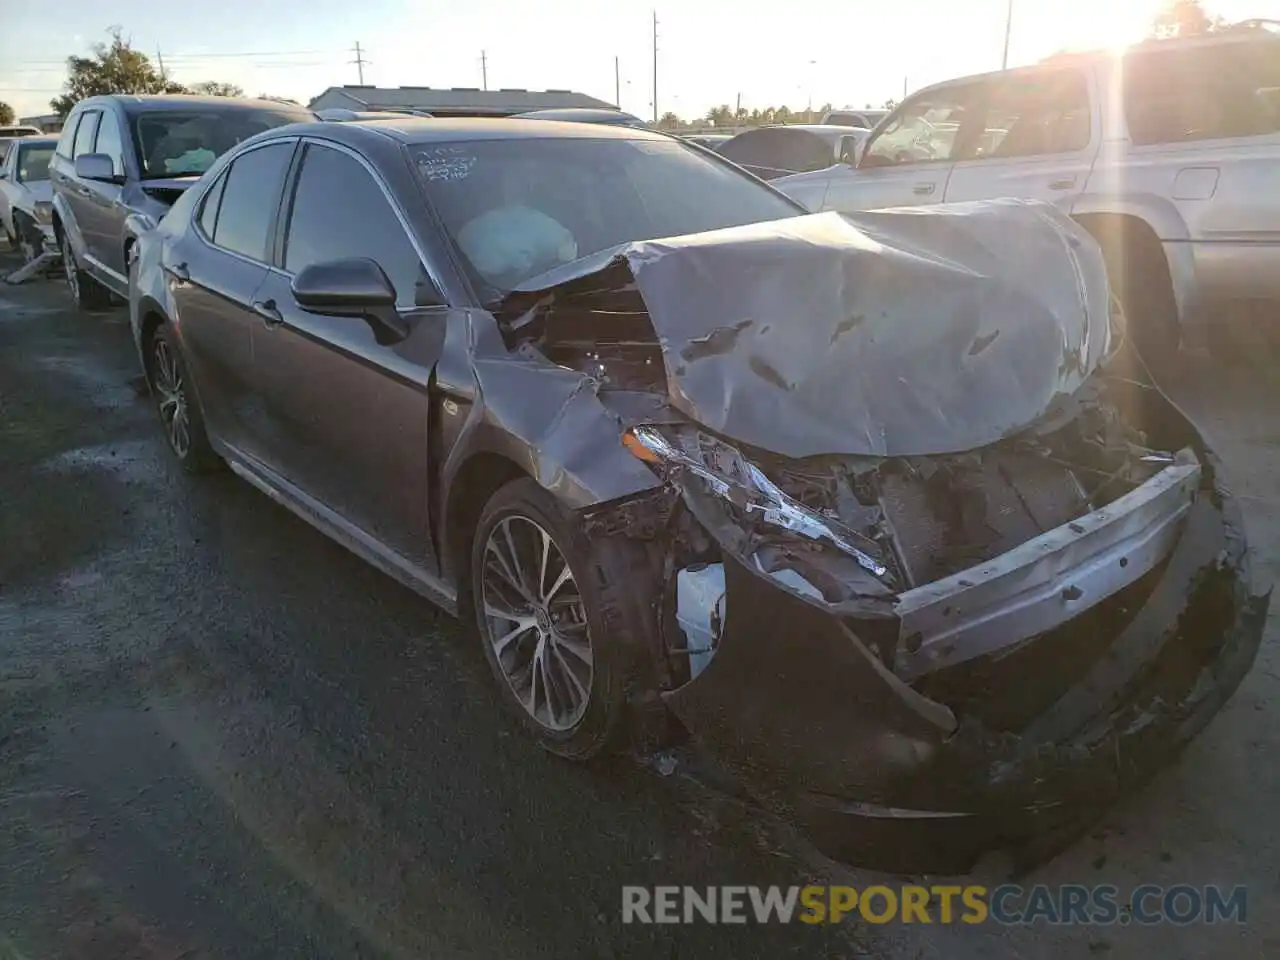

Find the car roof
[[4, 135, 58, 147], [513, 108, 646, 125], [270, 116, 677, 145], [75, 94, 315, 116]]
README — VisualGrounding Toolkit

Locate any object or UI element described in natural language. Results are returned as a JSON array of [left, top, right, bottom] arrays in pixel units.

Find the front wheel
[[471, 478, 640, 759]]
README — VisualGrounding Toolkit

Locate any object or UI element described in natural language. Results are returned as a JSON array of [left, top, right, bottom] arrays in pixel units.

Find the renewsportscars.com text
[[621, 884, 1247, 926]]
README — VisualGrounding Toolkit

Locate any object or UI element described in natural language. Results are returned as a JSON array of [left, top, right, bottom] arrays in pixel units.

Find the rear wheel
[[470, 478, 644, 759], [148, 324, 220, 473], [60, 229, 113, 310]]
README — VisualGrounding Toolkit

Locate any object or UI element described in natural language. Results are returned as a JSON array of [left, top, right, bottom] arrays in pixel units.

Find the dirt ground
[[1, 252, 1277, 959]]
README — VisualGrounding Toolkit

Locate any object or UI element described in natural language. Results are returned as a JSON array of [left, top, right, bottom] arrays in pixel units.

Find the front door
[[249, 141, 445, 570], [80, 108, 131, 282], [821, 81, 984, 213], [943, 67, 1098, 210]]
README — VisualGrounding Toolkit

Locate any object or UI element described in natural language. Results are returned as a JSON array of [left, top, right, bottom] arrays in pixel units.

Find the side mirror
[[291, 257, 410, 343], [74, 153, 119, 183]]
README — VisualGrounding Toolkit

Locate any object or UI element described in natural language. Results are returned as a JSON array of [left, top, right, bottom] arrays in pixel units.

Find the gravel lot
[[1, 251, 1276, 959]]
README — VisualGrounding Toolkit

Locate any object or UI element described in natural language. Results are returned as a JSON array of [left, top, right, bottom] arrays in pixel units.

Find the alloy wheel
[[480, 515, 594, 731], [152, 338, 191, 458]]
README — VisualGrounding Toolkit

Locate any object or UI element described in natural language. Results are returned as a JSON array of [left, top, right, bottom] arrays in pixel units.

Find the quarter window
[[56, 114, 81, 158], [1123, 41, 1280, 145], [72, 112, 101, 159], [283, 143, 436, 306], [210, 142, 292, 261], [198, 171, 228, 238], [973, 70, 1091, 159]]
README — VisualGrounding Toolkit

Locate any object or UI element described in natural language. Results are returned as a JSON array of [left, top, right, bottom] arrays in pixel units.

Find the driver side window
[[860, 85, 978, 168]]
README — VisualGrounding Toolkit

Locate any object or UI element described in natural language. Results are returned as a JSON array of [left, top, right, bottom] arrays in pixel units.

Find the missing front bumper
[[662, 481, 1268, 871]]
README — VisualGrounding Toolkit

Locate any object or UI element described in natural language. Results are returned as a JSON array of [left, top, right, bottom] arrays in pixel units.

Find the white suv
[[775, 26, 1280, 365]]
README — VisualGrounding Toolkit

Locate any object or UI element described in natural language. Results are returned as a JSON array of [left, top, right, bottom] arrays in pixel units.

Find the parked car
[[775, 27, 1280, 367], [0, 125, 44, 163], [50, 94, 314, 309], [0, 135, 57, 263], [820, 108, 888, 129], [511, 108, 647, 127], [683, 133, 733, 151], [127, 117, 1265, 872], [717, 124, 869, 179]]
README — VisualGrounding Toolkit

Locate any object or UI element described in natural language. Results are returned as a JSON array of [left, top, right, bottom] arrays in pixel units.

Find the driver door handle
[[912, 182, 936, 196], [253, 298, 283, 326]]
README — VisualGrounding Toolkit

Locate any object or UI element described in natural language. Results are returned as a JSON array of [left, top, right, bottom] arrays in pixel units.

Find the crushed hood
[[508, 199, 1112, 459]]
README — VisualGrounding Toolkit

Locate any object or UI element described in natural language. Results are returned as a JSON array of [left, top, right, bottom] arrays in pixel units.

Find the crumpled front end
[[622, 373, 1269, 872], [497, 199, 1268, 870]]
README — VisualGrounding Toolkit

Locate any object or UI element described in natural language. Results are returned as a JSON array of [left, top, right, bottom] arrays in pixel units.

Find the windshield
[[133, 108, 308, 178], [15, 144, 54, 182], [411, 136, 799, 297]]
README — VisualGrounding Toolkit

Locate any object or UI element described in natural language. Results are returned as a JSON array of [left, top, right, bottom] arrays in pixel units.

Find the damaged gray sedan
[[129, 118, 1268, 871]]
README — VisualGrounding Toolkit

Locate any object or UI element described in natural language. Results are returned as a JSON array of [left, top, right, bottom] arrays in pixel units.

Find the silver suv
[[776, 26, 1280, 365], [50, 94, 313, 309]]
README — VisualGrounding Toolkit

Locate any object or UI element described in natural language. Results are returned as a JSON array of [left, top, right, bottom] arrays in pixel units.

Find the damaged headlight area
[[623, 423, 896, 596]]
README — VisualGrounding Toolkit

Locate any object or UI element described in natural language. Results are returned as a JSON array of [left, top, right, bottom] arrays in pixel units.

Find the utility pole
[[615, 56, 621, 108], [651, 10, 658, 124], [156, 46, 167, 82], [735, 91, 741, 117], [481, 50, 488, 91], [903, 75, 908, 99], [1001, 0, 1014, 69], [351, 41, 369, 84]]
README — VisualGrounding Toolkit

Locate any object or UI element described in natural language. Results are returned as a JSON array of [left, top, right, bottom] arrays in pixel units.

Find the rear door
[[169, 140, 296, 458], [821, 79, 984, 212], [250, 140, 445, 569], [943, 66, 1098, 208]]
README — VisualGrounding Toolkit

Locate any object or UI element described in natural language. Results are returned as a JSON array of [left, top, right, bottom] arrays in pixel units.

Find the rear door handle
[[1049, 176, 1077, 190], [253, 298, 283, 326], [163, 261, 189, 282], [912, 182, 936, 196]]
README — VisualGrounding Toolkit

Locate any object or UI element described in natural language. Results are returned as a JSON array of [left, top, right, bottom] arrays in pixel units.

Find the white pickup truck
[[775, 25, 1280, 366]]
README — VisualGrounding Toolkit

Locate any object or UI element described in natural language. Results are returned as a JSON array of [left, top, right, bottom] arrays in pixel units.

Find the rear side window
[[1124, 40, 1280, 145], [975, 69, 1092, 159], [72, 112, 101, 159], [720, 129, 830, 178], [282, 143, 435, 306], [209, 142, 292, 261]]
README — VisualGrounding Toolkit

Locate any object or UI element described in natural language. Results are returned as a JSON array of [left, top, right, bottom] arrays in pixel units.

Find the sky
[[2, 0, 1277, 121]]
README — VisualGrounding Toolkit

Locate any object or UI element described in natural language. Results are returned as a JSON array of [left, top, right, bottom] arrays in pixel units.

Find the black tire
[[470, 478, 644, 760], [1089, 220, 1180, 379], [146, 323, 220, 473], [60, 229, 113, 310]]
